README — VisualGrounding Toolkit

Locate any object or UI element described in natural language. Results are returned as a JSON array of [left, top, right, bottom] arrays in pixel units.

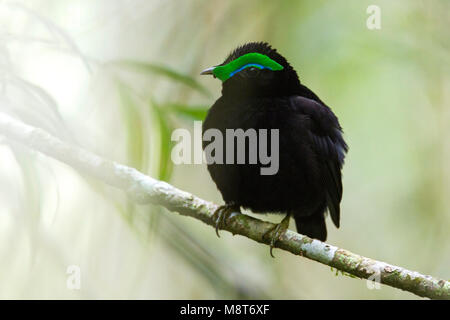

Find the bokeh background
[[0, 0, 449, 299]]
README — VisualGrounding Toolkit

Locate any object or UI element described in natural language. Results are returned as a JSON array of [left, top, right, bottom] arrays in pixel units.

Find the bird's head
[[201, 42, 301, 98]]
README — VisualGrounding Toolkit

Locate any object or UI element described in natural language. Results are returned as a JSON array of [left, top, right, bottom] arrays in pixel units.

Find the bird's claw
[[212, 203, 241, 237], [264, 214, 291, 258]]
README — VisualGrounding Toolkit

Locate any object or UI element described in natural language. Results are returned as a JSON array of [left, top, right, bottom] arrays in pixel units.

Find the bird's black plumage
[[201, 42, 347, 242]]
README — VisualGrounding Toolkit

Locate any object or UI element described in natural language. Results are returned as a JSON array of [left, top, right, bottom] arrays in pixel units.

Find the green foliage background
[[0, 0, 448, 299]]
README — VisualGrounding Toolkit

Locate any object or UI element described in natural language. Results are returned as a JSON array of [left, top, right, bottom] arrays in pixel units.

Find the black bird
[[201, 42, 347, 255]]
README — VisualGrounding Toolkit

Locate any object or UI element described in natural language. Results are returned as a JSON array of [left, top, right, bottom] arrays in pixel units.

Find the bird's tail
[[294, 212, 327, 242]]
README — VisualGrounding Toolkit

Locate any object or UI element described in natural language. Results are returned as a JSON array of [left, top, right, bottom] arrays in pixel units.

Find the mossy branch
[[0, 112, 448, 300]]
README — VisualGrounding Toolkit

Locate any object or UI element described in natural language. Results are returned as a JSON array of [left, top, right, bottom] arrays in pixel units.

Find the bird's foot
[[212, 202, 241, 237], [264, 214, 291, 258]]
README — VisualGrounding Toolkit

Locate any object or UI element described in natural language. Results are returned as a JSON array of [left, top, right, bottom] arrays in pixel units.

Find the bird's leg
[[212, 201, 241, 237], [264, 214, 291, 258]]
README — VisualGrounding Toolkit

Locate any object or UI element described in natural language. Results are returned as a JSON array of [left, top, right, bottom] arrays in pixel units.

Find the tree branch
[[0, 112, 448, 300]]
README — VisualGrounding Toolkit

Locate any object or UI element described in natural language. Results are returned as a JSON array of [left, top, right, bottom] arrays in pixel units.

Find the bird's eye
[[246, 66, 260, 76]]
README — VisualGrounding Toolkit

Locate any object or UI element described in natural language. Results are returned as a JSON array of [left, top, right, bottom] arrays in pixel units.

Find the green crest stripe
[[213, 53, 284, 82]]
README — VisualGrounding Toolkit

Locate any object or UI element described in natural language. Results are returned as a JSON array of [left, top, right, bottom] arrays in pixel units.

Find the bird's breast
[[203, 97, 324, 212]]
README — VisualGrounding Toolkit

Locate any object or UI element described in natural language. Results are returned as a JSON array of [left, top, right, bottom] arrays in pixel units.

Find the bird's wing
[[290, 96, 348, 228]]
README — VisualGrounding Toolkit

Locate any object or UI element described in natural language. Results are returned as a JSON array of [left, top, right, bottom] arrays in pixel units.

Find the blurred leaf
[[116, 81, 146, 171], [161, 214, 271, 299], [5, 3, 92, 73], [4, 74, 74, 142], [109, 60, 210, 97], [149, 100, 174, 181], [164, 103, 209, 121]]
